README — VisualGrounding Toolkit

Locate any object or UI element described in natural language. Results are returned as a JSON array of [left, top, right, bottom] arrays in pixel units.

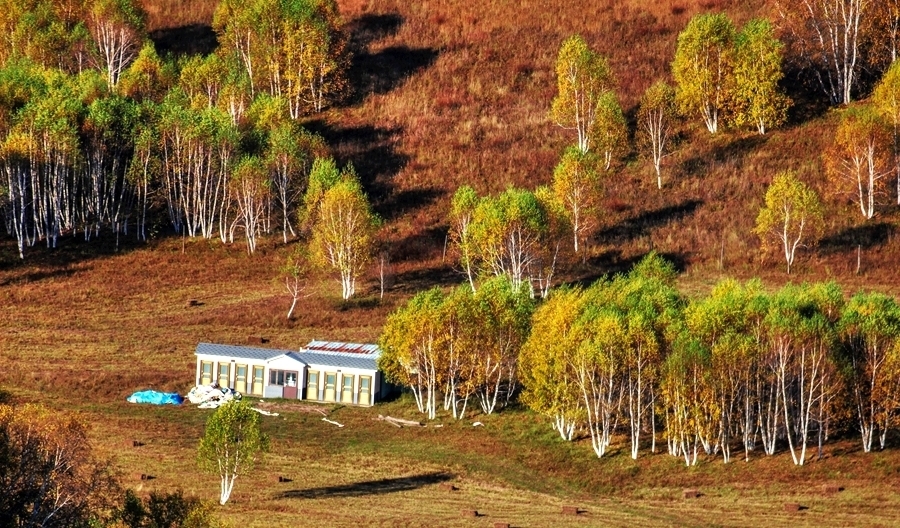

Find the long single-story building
[[194, 340, 385, 406]]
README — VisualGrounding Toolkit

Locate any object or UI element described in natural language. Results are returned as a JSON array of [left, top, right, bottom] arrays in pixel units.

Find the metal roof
[[296, 340, 382, 371], [304, 340, 380, 355], [195, 343, 291, 361]]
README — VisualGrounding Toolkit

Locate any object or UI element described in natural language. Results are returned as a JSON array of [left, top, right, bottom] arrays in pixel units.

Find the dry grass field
[[3, 0, 900, 525]]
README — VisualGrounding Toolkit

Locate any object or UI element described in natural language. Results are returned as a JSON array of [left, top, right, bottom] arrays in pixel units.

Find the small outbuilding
[[194, 340, 385, 406]]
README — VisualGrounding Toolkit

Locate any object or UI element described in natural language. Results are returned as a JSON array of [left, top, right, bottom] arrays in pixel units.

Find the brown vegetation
[[2, 0, 900, 525]]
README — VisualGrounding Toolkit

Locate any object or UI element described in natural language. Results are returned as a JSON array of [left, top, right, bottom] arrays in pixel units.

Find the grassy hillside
[[2, 0, 900, 525]]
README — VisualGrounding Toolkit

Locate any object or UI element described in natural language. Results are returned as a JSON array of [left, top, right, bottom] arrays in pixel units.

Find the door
[[341, 374, 354, 403], [217, 363, 230, 388], [283, 371, 299, 399], [358, 376, 372, 406], [324, 372, 337, 402], [234, 364, 248, 394], [305, 371, 319, 400], [200, 361, 213, 385], [251, 366, 264, 395]]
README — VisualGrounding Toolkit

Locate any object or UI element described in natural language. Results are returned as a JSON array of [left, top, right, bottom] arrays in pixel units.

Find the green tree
[[309, 176, 378, 299], [470, 187, 548, 291], [299, 156, 342, 231], [468, 276, 534, 414], [840, 291, 900, 452], [731, 18, 790, 135], [449, 185, 480, 291], [551, 148, 599, 253], [637, 80, 677, 189], [520, 287, 586, 440], [118, 489, 224, 528], [592, 90, 627, 170], [198, 400, 269, 505], [550, 35, 613, 153], [754, 171, 824, 274], [672, 13, 735, 133], [378, 288, 448, 419], [231, 155, 270, 254]]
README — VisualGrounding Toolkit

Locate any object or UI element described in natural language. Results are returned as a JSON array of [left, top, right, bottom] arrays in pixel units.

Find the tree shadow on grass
[[278, 472, 453, 499], [818, 222, 895, 255], [305, 121, 408, 200], [392, 264, 459, 294], [344, 13, 440, 105], [571, 250, 689, 286], [149, 24, 217, 57], [596, 199, 703, 244]]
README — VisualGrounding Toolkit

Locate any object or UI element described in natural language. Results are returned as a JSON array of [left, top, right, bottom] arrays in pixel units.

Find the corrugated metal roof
[[290, 351, 379, 371], [305, 340, 380, 355], [195, 343, 292, 361]]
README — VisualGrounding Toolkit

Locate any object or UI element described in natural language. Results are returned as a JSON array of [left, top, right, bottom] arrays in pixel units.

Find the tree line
[[0, 0, 349, 259], [379, 254, 900, 466]]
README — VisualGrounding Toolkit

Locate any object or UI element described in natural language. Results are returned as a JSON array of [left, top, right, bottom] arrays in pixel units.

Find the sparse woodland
[[6, 0, 900, 525]]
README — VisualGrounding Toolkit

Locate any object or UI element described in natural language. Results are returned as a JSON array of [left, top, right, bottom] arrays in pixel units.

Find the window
[[269, 370, 298, 387]]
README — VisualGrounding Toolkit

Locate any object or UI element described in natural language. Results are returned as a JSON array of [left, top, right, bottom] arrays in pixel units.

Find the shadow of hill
[[150, 24, 217, 57], [597, 199, 703, 244], [278, 472, 453, 499], [819, 222, 896, 255]]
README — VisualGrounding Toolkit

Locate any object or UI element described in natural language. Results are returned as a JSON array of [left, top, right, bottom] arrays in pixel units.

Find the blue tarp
[[127, 390, 184, 405]]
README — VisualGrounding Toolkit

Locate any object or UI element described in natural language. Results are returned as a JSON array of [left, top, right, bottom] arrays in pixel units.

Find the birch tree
[[231, 155, 269, 253], [872, 61, 900, 204], [0, 404, 118, 526], [551, 148, 598, 253], [550, 35, 613, 153], [825, 106, 892, 219], [378, 288, 447, 419], [776, 0, 869, 105], [468, 276, 534, 415], [520, 287, 586, 440], [198, 400, 269, 505], [732, 19, 790, 135], [449, 185, 480, 291], [672, 13, 735, 133], [592, 91, 627, 170], [86, 0, 146, 89], [637, 81, 676, 189], [840, 291, 900, 452], [470, 187, 548, 292], [754, 171, 824, 274], [309, 177, 378, 299]]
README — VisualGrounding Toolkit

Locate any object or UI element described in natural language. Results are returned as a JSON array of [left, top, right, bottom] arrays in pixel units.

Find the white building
[[194, 340, 384, 406]]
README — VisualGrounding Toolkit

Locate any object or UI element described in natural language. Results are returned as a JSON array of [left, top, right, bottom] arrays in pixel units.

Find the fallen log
[[378, 414, 424, 427]]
